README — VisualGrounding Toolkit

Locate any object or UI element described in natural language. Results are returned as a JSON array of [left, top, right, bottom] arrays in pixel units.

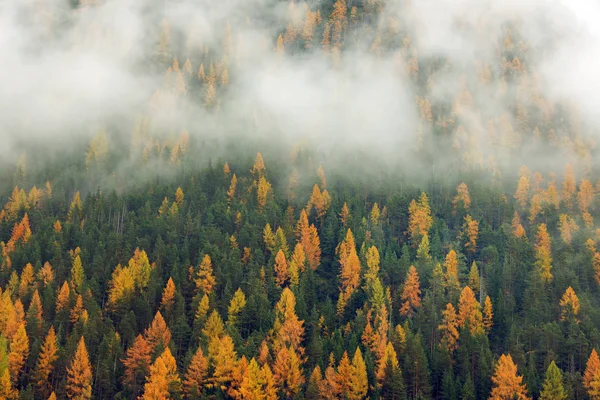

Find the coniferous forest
[[3, 0, 600, 399]]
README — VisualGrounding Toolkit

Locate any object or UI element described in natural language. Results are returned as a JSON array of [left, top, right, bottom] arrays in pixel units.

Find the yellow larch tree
[[438, 303, 459, 352], [400, 266, 421, 318], [489, 354, 531, 400], [195, 254, 216, 295], [535, 224, 553, 283], [453, 182, 471, 212], [559, 286, 580, 322], [66, 337, 93, 400], [337, 229, 361, 315]]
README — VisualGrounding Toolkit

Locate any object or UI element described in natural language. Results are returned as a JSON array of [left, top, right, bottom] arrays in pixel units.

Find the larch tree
[[438, 303, 460, 353], [227, 288, 246, 329], [70, 255, 85, 294], [142, 348, 181, 399], [121, 334, 152, 397], [183, 346, 208, 398], [489, 354, 530, 400], [400, 266, 421, 318], [274, 249, 289, 287], [535, 224, 553, 283], [539, 361, 566, 400], [227, 174, 237, 204], [209, 334, 237, 390], [584, 349, 600, 399], [457, 286, 484, 335], [8, 323, 29, 383], [514, 175, 530, 209], [33, 326, 59, 397], [273, 345, 304, 398], [144, 311, 171, 356], [483, 296, 494, 333], [349, 348, 368, 399], [337, 229, 361, 315], [407, 192, 433, 245], [160, 277, 176, 316], [273, 288, 305, 354], [562, 163, 576, 209], [559, 286, 580, 322], [66, 337, 93, 400], [462, 215, 479, 253], [257, 176, 272, 211], [512, 212, 526, 239], [453, 182, 471, 212], [195, 254, 216, 295], [468, 262, 480, 293], [340, 202, 350, 226], [444, 250, 461, 298]]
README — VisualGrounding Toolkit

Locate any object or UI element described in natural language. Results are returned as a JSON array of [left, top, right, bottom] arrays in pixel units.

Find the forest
[[3, 0, 600, 399]]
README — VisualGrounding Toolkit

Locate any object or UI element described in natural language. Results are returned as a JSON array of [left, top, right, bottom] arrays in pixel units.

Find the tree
[[584, 349, 600, 399], [444, 250, 460, 297], [407, 192, 433, 244], [70, 255, 85, 293], [273, 288, 304, 354], [66, 337, 93, 400], [515, 175, 530, 209], [400, 266, 421, 318], [439, 303, 459, 352], [56, 281, 71, 313], [453, 182, 471, 212], [183, 346, 208, 398], [337, 229, 361, 315], [274, 249, 289, 287], [160, 278, 176, 315], [273, 346, 304, 398], [559, 286, 580, 322], [483, 296, 494, 333], [468, 262, 480, 293], [462, 215, 479, 253], [208, 334, 237, 390], [227, 174, 237, 204], [457, 286, 483, 335], [122, 335, 152, 397], [8, 323, 28, 383], [144, 311, 171, 356], [195, 255, 216, 295], [227, 288, 246, 328], [257, 176, 272, 211], [539, 361, 566, 400], [535, 224, 553, 283], [143, 348, 181, 399], [33, 326, 59, 397], [349, 348, 368, 399], [489, 354, 530, 400]]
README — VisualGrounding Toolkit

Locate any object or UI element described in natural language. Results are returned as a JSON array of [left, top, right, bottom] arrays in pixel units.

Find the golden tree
[[400, 266, 421, 318], [121, 334, 152, 397], [489, 354, 530, 400], [407, 192, 433, 244], [337, 229, 361, 315], [66, 337, 93, 400], [560, 286, 580, 322], [8, 323, 29, 383], [183, 346, 208, 398], [273, 346, 304, 398], [195, 254, 216, 295], [483, 296, 494, 333], [535, 224, 553, 282], [142, 348, 181, 399], [453, 182, 471, 212], [584, 349, 600, 399], [33, 326, 59, 397], [457, 286, 484, 335], [438, 303, 459, 352], [274, 249, 289, 287]]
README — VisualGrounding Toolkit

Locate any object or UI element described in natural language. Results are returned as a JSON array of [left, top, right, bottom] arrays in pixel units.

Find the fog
[[2, 0, 600, 184]]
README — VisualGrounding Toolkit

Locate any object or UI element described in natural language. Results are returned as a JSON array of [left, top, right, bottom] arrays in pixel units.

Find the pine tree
[[66, 337, 93, 400], [539, 361, 566, 400]]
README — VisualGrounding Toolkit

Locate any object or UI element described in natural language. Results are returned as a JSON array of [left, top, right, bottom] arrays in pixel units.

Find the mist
[[2, 0, 600, 188]]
